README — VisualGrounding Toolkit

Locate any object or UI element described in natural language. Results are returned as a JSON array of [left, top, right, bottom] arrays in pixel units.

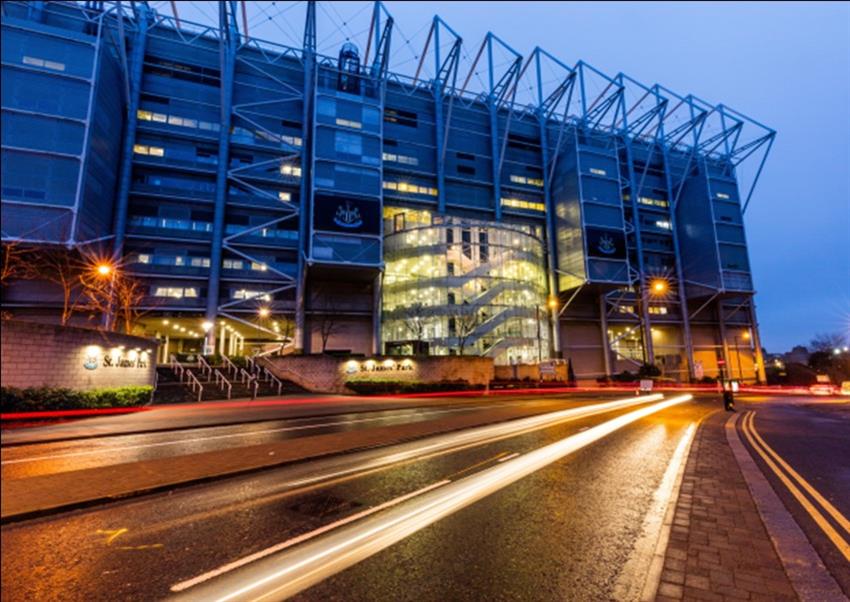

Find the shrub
[[637, 363, 662, 378], [1, 386, 153, 412], [345, 380, 485, 395]]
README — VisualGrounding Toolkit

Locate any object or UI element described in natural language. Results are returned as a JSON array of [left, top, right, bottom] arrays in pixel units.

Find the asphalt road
[[736, 396, 850, 596], [1, 393, 713, 601]]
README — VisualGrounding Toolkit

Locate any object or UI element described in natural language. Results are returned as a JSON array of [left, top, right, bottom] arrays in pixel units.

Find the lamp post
[[95, 263, 116, 330], [733, 330, 750, 382]]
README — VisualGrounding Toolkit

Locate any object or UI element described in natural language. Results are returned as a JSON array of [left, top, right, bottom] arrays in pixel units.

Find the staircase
[[152, 355, 305, 404]]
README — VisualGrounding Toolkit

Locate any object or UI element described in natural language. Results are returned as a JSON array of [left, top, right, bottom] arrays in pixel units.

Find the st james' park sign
[[83, 345, 151, 370]]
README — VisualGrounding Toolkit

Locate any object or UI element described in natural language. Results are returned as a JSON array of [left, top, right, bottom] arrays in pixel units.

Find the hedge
[[344, 380, 485, 395], [1, 386, 153, 413]]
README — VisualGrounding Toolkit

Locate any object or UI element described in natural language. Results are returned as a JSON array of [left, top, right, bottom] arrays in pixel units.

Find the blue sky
[[171, 1, 850, 352]]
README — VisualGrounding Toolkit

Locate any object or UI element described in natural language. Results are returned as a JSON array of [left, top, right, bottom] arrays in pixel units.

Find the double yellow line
[[740, 411, 850, 562]]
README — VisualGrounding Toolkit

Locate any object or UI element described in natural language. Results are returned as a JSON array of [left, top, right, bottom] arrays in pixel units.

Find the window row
[[137, 109, 302, 147], [501, 197, 546, 213], [383, 181, 438, 196]]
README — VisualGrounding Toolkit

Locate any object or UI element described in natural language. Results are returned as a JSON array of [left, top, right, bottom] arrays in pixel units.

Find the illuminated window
[[280, 164, 302, 177], [618, 305, 635, 314], [22, 56, 65, 71], [655, 220, 672, 230], [509, 175, 544, 187], [648, 306, 668, 315], [223, 259, 244, 270], [152, 286, 198, 298], [501, 197, 546, 212], [137, 110, 153, 121], [278, 191, 292, 202], [336, 118, 362, 129], [383, 181, 437, 196], [589, 168, 607, 176], [190, 257, 211, 268], [232, 289, 271, 301], [251, 262, 268, 271], [133, 144, 165, 157], [135, 253, 151, 264], [716, 192, 730, 199], [382, 152, 419, 166]]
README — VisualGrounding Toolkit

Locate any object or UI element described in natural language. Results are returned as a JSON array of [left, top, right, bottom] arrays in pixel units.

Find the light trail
[[171, 394, 692, 601], [0, 406, 481, 466]]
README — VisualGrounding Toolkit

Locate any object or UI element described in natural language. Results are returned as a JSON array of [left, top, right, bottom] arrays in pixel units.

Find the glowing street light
[[201, 321, 214, 332], [547, 296, 559, 310], [650, 279, 668, 295], [258, 307, 271, 318], [96, 263, 113, 277]]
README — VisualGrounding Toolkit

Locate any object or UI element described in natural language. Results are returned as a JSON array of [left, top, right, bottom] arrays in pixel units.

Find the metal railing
[[239, 367, 260, 399], [185, 370, 204, 402], [261, 366, 284, 395], [221, 354, 239, 377], [197, 355, 213, 379], [213, 369, 232, 400], [169, 354, 185, 380]]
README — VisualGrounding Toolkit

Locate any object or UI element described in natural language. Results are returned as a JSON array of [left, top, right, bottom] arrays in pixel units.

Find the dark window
[[281, 119, 301, 129], [457, 165, 476, 176], [446, 228, 454, 244], [384, 108, 418, 128], [447, 292, 456, 305], [456, 152, 475, 162], [140, 93, 170, 105], [448, 317, 456, 336], [384, 138, 398, 147], [479, 231, 489, 262], [507, 133, 538, 153], [447, 262, 455, 276]]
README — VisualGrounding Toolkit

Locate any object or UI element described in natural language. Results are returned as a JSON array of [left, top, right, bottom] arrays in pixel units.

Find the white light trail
[[172, 394, 692, 602]]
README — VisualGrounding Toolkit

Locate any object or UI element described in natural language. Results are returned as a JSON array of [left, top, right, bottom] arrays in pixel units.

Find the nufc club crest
[[597, 234, 617, 255], [333, 201, 363, 229]]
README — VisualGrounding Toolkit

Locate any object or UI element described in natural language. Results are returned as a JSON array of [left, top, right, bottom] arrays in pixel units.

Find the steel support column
[[112, 4, 149, 258], [599, 294, 612, 377], [372, 272, 383, 354], [295, 1, 316, 353], [205, 2, 239, 353], [748, 299, 767, 384]]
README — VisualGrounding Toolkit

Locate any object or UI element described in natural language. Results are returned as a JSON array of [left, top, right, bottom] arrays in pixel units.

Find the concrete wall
[[0, 320, 157, 390], [493, 362, 568, 382], [262, 354, 494, 394]]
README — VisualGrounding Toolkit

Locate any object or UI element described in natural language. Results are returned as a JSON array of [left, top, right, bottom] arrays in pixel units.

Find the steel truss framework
[[1, 1, 774, 377]]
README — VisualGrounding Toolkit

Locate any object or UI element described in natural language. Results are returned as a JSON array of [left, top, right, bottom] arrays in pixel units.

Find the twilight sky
[[171, 1, 850, 352]]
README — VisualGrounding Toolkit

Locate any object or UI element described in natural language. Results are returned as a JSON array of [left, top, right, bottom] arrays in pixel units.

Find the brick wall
[[0, 320, 157, 390], [262, 355, 494, 394]]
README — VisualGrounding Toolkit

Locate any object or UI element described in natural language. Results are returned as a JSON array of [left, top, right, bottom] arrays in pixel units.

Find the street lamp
[[201, 321, 214, 332], [649, 278, 668, 295], [94, 262, 116, 329], [258, 307, 271, 318]]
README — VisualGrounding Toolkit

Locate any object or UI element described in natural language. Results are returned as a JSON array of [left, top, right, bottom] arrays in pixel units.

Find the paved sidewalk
[[656, 411, 798, 602]]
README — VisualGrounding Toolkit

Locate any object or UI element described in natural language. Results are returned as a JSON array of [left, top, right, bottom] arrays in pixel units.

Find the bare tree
[[810, 332, 847, 353], [451, 306, 487, 356], [0, 241, 31, 288], [397, 302, 427, 342], [31, 247, 85, 325], [314, 296, 342, 353]]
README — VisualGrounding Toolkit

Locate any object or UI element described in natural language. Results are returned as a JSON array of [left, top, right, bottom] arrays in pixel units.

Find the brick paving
[[656, 411, 798, 601]]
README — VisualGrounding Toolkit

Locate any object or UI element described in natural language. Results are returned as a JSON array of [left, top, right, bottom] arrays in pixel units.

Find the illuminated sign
[[83, 345, 151, 370], [343, 358, 415, 375]]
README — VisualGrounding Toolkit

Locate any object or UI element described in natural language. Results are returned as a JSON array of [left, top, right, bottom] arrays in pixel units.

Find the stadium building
[[0, 1, 775, 382]]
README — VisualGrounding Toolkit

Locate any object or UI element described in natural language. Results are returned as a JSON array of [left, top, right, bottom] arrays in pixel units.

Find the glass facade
[[383, 209, 549, 365]]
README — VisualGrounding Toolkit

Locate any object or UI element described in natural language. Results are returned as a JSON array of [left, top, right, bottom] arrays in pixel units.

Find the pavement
[[1, 392, 847, 601]]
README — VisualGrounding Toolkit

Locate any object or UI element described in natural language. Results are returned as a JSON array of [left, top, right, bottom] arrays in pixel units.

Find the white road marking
[[497, 452, 520, 463], [170, 479, 451, 593], [172, 394, 692, 601], [0, 407, 477, 465], [612, 417, 701, 601]]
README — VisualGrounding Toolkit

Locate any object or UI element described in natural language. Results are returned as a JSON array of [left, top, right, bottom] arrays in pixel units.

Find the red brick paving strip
[[1, 402, 569, 521], [656, 411, 798, 602]]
